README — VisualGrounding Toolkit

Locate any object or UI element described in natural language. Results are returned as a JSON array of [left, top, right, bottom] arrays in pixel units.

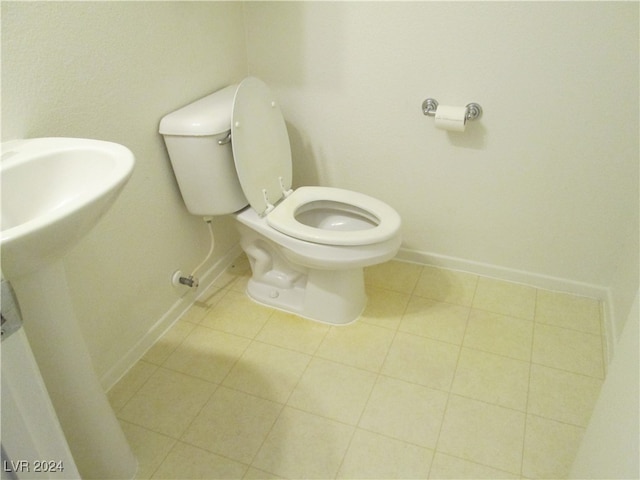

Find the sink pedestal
[[10, 259, 137, 480]]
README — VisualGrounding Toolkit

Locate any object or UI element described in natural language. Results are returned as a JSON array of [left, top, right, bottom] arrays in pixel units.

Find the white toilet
[[160, 77, 402, 324]]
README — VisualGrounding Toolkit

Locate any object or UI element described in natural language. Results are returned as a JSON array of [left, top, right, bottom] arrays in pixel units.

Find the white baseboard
[[397, 248, 609, 298], [102, 243, 617, 390], [396, 247, 615, 364], [101, 244, 243, 390]]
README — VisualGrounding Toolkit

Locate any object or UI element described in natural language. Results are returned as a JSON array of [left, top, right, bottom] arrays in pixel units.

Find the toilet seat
[[267, 186, 401, 246], [231, 77, 401, 247]]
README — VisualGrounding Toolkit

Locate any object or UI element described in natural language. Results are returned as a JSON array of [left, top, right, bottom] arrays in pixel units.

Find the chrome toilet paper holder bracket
[[421, 98, 483, 121]]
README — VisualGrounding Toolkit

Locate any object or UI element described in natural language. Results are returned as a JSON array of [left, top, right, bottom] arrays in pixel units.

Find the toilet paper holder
[[422, 98, 483, 121]]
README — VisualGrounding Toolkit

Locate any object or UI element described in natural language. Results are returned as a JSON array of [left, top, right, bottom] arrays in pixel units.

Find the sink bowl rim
[[1, 137, 135, 246]]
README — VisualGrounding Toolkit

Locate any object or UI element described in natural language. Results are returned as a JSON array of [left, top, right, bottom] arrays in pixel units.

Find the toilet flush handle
[[217, 130, 232, 145]]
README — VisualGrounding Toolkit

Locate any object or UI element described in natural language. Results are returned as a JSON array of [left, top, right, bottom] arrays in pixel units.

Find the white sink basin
[[1, 137, 134, 278], [0, 137, 137, 479]]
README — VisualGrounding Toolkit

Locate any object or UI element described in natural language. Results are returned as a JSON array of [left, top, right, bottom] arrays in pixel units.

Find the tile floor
[[108, 256, 606, 479]]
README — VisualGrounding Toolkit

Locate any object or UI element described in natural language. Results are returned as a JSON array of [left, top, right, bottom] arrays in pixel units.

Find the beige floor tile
[[337, 429, 433, 479], [210, 254, 251, 291], [528, 364, 603, 426], [360, 286, 410, 330], [252, 407, 354, 479], [438, 395, 525, 475], [287, 357, 377, 425], [316, 321, 396, 372], [142, 320, 196, 365], [472, 277, 536, 320], [522, 415, 585, 479], [180, 303, 210, 324], [223, 341, 311, 402], [255, 310, 330, 354], [108, 360, 158, 412], [181, 386, 282, 464], [535, 290, 601, 334], [118, 368, 216, 438], [451, 348, 530, 411], [120, 260, 603, 480], [463, 309, 533, 361], [194, 283, 227, 309], [429, 452, 519, 479], [119, 421, 176, 480], [532, 323, 604, 378], [200, 290, 273, 338], [151, 441, 247, 479], [365, 260, 423, 294], [231, 273, 251, 294], [381, 332, 460, 391], [243, 467, 283, 479], [162, 326, 250, 383], [414, 266, 478, 306], [229, 254, 253, 292], [359, 376, 448, 448], [400, 297, 470, 345]]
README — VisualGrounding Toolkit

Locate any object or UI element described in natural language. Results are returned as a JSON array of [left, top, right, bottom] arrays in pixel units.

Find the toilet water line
[[178, 217, 214, 288]]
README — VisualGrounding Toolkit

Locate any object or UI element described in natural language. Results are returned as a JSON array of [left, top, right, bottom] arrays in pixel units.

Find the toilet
[[159, 77, 402, 324]]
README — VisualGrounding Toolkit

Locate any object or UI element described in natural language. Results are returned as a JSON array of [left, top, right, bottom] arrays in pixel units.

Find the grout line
[[176, 383, 221, 443], [335, 281, 412, 479], [114, 260, 603, 479], [520, 287, 539, 478], [426, 274, 478, 478], [407, 263, 424, 297], [329, 418, 357, 479], [109, 361, 161, 416], [245, 401, 287, 472], [147, 437, 180, 479], [598, 299, 609, 377], [119, 419, 180, 479]]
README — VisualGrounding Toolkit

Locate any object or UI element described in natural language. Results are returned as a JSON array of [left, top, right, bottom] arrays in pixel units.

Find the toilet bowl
[[237, 198, 401, 270], [236, 205, 400, 324], [267, 186, 400, 246], [160, 77, 402, 324]]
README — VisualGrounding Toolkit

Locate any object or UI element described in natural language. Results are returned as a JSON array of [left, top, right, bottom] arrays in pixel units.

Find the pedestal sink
[[1, 138, 137, 479]]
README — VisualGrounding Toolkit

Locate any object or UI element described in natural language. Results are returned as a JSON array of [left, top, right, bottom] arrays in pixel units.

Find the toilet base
[[235, 214, 392, 325], [245, 266, 366, 325]]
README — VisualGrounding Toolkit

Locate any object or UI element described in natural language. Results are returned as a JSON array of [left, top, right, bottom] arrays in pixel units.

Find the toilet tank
[[159, 85, 248, 216]]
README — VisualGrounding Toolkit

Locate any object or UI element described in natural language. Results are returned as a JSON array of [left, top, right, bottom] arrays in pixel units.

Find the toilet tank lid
[[159, 84, 237, 136]]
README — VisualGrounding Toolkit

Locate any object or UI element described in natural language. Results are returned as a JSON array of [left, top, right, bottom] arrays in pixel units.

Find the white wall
[[1, 2, 248, 383], [2, 2, 638, 385], [244, 1, 639, 342], [570, 289, 639, 479]]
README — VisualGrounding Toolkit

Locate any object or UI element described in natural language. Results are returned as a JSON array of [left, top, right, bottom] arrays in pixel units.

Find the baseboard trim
[[397, 248, 609, 298], [101, 244, 243, 390], [396, 247, 614, 363], [102, 244, 617, 390]]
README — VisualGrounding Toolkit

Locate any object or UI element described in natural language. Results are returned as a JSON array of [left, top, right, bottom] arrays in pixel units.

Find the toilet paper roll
[[434, 105, 467, 132]]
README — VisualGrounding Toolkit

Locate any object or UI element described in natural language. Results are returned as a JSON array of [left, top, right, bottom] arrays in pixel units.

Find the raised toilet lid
[[231, 77, 293, 216]]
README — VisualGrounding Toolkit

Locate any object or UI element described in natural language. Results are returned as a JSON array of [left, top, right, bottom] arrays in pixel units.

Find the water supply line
[[173, 217, 215, 289]]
